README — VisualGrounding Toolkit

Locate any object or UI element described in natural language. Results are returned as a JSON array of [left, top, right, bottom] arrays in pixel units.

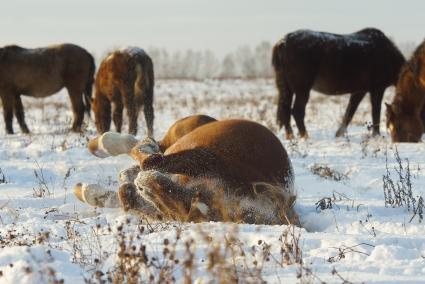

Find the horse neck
[[395, 69, 425, 111]]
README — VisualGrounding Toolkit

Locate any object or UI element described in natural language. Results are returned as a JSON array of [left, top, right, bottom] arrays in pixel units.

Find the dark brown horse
[[0, 44, 95, 134], [272, 28, 405, 139], [386, 40, 425, 142], [93, 47, 154, 136]]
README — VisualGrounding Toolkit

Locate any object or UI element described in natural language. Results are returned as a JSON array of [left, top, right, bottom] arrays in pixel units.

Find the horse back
[[274, 28, 405, 94], [0, 43, 93, 96], [159, 114, 217, 151], [164, 119, 293, 186], [95, 48, 153, 102]]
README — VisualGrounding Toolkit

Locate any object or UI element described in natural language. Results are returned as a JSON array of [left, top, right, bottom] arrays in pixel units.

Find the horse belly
[[312, 64, 370, 95], [312, 79, 365, 95], [21, 74, 64, 98], [23, 81, 64, 98]]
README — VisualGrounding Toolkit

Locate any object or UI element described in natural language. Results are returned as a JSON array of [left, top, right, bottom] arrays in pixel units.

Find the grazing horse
[[0, 44, 95, 134], [93, 47, 154, 136], [272, 28, 405, 139], [386, 40, 425, 142], [75, 116, 297, 225]]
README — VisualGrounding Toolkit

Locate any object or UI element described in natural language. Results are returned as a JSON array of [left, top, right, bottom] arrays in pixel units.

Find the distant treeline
[[96, 40, 418, 80], [147, 41, 274, 79]]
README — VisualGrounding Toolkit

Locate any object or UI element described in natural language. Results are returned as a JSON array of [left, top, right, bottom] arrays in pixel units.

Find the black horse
[[272, 28, 405, 139]]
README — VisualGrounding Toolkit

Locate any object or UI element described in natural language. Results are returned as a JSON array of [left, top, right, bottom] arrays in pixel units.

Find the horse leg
[[143, 101, 154, 138], [112, 100, 123, 133], [292, 90, 310, 138], [13, 95, 30, 134], [125, 93, 139, 136], [67, 88, 85, 132], [1, 94, 14, 134], [137, 148, 220, 179], [421, 106, 425, 133], [93, 92, 111, 134], [118, 182, 159, 216], [276, 77, 294, 139], [336, 92, 367, 137], [370, 88, 385, 136], [134, 170, 194, 220]]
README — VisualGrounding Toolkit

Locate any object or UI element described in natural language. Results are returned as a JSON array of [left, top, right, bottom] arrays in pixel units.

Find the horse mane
[[356, 27, 384, 36], [399, 40, 425, 81], [0, 45, 23, 60], [3, 45, 23, 51]]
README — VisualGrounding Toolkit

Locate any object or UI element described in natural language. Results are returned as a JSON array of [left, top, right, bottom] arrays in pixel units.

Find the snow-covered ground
[[0, 79, 424, 283]]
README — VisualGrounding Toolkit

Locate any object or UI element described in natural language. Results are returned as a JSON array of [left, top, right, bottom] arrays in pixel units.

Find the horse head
[[386, 102, 423, 142]]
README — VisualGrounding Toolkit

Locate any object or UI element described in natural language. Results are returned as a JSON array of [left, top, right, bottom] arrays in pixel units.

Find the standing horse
[[272, 28, 405, 139], [92, 47, 154, 136], [0, 44, 95, 134], [386, 40, 425, 142]]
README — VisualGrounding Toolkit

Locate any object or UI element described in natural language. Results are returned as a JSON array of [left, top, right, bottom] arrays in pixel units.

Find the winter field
[[0, 79, 424, 283]]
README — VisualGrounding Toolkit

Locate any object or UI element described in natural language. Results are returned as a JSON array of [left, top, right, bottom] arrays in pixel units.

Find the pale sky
[[1, 0, 423, 57]]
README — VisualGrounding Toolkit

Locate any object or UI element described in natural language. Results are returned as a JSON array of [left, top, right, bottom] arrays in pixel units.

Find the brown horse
[[0, 44, 95, 134], [158, 114, 216, 151], [386, 40, 425, 142], [272, 28, 405, 139], [93, 47, 154, 136], [77, 116, 297, 225]]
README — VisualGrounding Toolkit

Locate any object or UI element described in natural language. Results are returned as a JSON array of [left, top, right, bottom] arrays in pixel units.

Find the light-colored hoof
[[88, 132, 138, 158], [73, 183, 120, 208]]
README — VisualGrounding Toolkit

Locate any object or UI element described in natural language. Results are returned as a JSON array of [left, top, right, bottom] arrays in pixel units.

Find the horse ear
[[412, 60, 421, 78], [386, 103, 399, 120], [385, 103, 393, 115]]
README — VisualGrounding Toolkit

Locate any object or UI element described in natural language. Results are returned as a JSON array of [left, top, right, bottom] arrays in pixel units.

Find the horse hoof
[[335, 128, 346, 137], [299, 132, 309, 139], [71, 128, 82, 133], [285, 132, 294, 140], [73, 183, 120, 208]]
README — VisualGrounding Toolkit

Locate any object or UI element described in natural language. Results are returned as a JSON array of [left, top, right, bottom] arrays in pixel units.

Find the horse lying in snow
[[74, 115, 298, 225]]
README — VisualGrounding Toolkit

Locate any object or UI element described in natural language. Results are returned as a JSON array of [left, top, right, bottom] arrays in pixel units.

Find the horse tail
[[272, 39, 292, 128], [132, 55, 155, 137], [84, 53, 96, 119], [135, 56, 154, 100], [272, 39, 285, 70]]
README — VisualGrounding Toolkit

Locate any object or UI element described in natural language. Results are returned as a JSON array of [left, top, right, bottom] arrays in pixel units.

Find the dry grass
[[310, 163, 348, 182], [383, 147, 424, 223], [82, 220, 314, 284]]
